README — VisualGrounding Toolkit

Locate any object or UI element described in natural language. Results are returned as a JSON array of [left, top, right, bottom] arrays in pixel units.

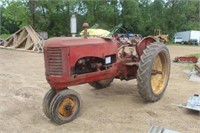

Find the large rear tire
[[89, 78, 114, 89], [137, 42, 171, 102]]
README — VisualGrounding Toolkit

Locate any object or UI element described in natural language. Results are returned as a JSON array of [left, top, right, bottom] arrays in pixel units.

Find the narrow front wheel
[[43, 88, 56, 119], [50, 89, 81, 125]]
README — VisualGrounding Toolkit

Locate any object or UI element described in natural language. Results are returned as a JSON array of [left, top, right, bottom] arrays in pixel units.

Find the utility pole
[[29, 0, 36, 28]]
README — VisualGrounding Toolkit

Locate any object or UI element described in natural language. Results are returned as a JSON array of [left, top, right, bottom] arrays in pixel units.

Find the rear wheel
[[137, 42, 170, 102], [50, 89, 81, 125], [89, 78, 114, 89]]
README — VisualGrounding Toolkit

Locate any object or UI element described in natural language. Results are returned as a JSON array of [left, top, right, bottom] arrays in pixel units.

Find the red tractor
[[43, 23, 171, 125]]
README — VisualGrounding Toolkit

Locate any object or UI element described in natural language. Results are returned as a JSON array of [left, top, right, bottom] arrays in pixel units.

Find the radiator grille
[[46, 48, 63, 75]]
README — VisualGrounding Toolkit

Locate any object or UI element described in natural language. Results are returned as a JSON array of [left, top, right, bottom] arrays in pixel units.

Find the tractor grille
[[46, 48, 63, 76]]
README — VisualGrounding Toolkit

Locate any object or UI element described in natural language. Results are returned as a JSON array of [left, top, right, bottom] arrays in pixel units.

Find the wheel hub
[[58, 97, 77, 117], [65, 104, 72, 110], [151, 51, 169, 95]]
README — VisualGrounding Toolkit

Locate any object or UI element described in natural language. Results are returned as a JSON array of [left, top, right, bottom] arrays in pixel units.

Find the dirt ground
[[0, 45, 200, 133]]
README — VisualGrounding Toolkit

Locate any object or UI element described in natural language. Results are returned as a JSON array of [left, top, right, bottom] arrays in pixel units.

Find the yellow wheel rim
[[58, 96, 78, 117], [151, 51, 169, 95]]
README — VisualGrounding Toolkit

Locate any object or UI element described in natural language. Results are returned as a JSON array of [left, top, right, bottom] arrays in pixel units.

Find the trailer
[[173, 36, 183, 44], [174, 30, 200, 45]]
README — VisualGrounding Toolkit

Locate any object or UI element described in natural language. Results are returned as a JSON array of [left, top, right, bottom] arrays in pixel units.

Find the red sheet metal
[[174, 56, 198, 63]]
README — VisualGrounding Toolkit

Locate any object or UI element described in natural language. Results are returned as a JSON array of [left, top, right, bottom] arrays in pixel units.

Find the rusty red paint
[[174, 56, 198, 63], [136, 37, 156, 58], [44, 36, 155, 91]]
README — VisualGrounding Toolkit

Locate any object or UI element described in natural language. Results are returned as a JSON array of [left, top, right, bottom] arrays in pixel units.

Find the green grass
[[180, 53, 200, 70], [0, 34, 11, 39], [166, 40, 200, 46], [187, 53, 200, 58], [166, 43, 200, 47], [181, 64, 195, 70]]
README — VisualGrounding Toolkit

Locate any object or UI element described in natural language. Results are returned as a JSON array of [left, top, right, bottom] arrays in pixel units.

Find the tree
[[82, 0, 119, 30], [119, 0, 142, 34], [181, 0, 200, 30], [0, 2, 20, 34], [3, 0, 30, 27], [1, 0, 199, 38], [28, 0, 36, 28]]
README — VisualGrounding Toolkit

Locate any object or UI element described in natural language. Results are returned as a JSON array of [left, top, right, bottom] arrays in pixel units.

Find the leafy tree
[[82, 0, 119, 30], [28, 0, 36, 27], [3, 0, 30, 27], [181, 0, 200, 30], [0, 3, 20, 34], [164, 0, 188, 36], [120, 0, 142, 33], [0, 0, 199, 38]]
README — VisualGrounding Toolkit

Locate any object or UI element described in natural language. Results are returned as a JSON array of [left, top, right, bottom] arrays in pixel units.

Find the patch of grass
[[188, 53, 200, 58], [166, 43, 200, 47], [0, 34, 11, 39], [181, 64, 195, 70], [180, 53, 200, 70], [166, 43, 182, 46]]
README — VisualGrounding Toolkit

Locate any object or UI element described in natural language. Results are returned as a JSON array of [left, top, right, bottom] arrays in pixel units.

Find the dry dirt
[[0, 45, 200, 133]]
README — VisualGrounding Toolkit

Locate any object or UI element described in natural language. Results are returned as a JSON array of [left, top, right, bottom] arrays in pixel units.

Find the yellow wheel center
[[58, 97, 77, 117], [151, 51, 169, 95]]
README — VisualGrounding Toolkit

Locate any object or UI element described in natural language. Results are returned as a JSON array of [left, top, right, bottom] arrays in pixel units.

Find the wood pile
[[0, 25, 44, 52], [195, 62, 200, 74]]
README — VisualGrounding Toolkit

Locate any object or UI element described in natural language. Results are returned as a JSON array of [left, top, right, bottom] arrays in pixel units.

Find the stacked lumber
[[195, 59, 200, 74], [0, 25, 43, 52]]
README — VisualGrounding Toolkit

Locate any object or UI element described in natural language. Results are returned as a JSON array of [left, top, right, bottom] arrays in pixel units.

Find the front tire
[[50, 89, 81, 125], [137, 42, 171, 102], [89, 78, 114, 89], [43, 88, 56, 119]]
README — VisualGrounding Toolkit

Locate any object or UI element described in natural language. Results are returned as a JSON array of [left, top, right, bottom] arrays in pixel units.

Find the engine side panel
[[69, 42, 118, 66], [44, 38, 119, 90]]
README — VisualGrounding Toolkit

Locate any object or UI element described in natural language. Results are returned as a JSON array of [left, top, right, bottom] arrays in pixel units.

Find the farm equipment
[[173, 56, 198, 63], [43, 23, 171, 124], [150, 29, 168, 43]]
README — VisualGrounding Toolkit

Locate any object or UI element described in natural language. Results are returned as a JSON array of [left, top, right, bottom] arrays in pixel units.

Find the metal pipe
[[82, 23, 89, 39]]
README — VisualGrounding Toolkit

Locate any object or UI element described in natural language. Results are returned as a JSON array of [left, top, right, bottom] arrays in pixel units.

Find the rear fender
[[136, 37, 156, 60]]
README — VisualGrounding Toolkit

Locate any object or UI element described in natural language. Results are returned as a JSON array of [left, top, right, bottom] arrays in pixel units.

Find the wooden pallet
[[195, 64, 200, 73], [0, 25, 43, 52]]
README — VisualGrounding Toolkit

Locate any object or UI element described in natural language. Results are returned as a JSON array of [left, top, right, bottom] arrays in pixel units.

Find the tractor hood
[[44, 37, 113, 48]]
